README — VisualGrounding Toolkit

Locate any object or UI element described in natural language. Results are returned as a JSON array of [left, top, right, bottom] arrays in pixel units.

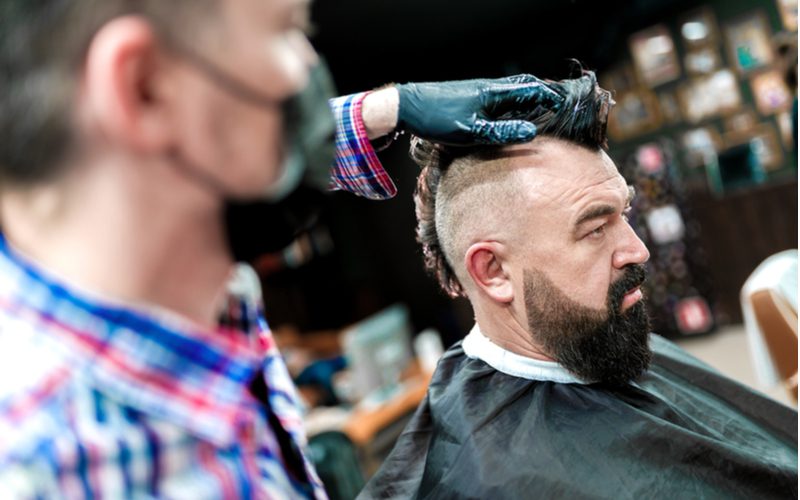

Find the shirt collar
[[0, 234, 262, 446], [462, 324, 587, 384]]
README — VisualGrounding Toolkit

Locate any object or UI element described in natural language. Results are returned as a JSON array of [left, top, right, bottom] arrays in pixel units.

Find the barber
[[0, 1, 562, 498]]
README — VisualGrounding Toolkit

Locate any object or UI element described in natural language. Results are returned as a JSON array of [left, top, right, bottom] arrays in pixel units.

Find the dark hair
[[412, 70, 613, 297], [0, 1, 213, 185]]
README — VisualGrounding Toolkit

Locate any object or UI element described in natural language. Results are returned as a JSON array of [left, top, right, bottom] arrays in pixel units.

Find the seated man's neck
[[473, 302, 554, 362]]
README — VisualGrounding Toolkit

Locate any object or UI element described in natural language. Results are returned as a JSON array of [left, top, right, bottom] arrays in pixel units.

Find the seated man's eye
[[588, 225, 606, 238]]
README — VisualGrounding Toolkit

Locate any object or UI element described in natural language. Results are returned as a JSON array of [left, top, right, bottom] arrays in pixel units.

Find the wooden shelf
[[342, 369, 431, 446]]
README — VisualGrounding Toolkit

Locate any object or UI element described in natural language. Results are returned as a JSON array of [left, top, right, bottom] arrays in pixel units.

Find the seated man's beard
[[523, 264, 651, 385]]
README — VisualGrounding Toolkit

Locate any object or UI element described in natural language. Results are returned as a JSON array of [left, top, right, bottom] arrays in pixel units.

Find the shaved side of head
[[433, 151, 518, 293], [412, 139, 521, 297]]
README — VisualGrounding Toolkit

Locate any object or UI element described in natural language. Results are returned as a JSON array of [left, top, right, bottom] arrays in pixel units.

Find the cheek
[[221, 105, 286, 195], [553, 269, 608, 308], [261, 34, 312, 98], [180, 82, 285, 197], [576, 267, 613, 308], [173, 79, 230, 172], [539, 248, 613, 310]]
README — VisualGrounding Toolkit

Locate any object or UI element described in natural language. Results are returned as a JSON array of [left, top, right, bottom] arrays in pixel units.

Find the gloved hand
[[396, 74, 563, 146]]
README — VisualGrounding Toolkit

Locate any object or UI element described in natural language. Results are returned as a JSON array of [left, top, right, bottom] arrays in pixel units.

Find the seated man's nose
[[614, 233, 650, 268]]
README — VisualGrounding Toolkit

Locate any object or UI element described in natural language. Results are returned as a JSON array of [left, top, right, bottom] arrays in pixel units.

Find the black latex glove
[[396, 74, 563, 146]]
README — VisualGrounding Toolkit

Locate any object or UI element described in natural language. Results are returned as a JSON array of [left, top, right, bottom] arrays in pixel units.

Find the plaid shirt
[[0, 91, 392, 499], [330, 93, 397, 199]]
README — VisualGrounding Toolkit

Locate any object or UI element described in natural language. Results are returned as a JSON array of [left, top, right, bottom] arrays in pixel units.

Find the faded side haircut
[[412, 71, 614, 297]]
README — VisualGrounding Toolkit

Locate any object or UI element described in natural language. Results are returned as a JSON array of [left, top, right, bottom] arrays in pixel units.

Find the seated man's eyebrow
[[575, 186, 635, 229], [574, 204, 616, 229]]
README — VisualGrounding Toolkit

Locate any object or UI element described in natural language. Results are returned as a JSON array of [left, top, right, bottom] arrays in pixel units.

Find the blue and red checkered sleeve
[[328, 92, 397, 200]]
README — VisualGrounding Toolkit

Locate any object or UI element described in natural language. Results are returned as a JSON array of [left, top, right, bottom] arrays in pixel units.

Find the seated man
[[361, 73, 798, 499]]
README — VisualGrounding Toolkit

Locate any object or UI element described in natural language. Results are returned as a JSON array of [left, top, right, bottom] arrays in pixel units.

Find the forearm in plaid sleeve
[[328, 92, 397, 200]]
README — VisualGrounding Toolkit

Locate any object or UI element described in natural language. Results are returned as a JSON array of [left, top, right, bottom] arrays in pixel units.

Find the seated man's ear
[[82, 16, 174, 153], [464, 242, 514, 303]]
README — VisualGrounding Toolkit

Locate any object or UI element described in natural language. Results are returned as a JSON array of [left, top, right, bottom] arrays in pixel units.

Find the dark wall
[[691, 180, 798, 323], [311, 0, 703, 93]]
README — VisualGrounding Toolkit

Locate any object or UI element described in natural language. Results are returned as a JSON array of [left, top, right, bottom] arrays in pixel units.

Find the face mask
[[171, 47, 338, 262], [262, 61, 337, 200], [225, 61, 337, 262]]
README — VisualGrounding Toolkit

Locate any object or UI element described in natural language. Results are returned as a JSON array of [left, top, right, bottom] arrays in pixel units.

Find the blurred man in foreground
[[361, 72, 797, 499], [0, 1, 564, 497]]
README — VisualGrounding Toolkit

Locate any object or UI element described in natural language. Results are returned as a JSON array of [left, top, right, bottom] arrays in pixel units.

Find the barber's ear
[[83, 16, 173, 152], [464, 242, 514, 303]]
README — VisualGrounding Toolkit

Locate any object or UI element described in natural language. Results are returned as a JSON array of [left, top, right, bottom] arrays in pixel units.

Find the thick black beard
[[523, 264, 652, 386]]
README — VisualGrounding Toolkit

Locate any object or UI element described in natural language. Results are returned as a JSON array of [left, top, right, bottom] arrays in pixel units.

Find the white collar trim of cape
[[462, 324, 588, 384]]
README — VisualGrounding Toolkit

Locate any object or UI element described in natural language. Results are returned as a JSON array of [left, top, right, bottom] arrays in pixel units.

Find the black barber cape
[[359, 334, 797, 499]]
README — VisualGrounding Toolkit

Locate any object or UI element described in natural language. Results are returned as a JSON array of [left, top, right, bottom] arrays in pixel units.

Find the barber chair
[[741, 250, 798, 402], [308, 431, 365, 500]]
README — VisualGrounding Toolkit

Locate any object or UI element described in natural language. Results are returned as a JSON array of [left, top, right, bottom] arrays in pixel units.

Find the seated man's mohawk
[[526, 71, 613, 149]]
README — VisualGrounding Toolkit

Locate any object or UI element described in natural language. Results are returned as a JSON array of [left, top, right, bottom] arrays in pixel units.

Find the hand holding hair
[[395, 74, 564, 146]]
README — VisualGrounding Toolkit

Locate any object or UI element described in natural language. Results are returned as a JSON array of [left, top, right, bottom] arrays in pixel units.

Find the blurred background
[[253, 0, 797, 497]]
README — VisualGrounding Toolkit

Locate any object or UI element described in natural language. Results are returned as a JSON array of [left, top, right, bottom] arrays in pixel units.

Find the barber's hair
[[0, 1, 214, 185], [412, 71, 613, 297]]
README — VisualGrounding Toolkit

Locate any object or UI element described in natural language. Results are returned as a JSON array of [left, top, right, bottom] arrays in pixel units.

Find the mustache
[[608, 264, 647, 310]]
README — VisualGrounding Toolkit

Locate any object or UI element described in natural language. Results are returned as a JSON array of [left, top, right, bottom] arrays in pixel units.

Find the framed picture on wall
[[750, 69, 793, 115], [750, 124, 785, 171], [777, 0, 798, 31], [724, 12, 775, 74], [679, 7, 720, 49], [722, 123, 784, 171], [636, 143, 668, 174], [599, 64, 638, 94], [608, 90, 662, 141], [646, 205, 686, 245], [678, 69, 742, 123], [723, 109, 759, 136], [776, 111, 795, 148], [630, 25, 682, 87], [681, 126, 722, 168], [658, 91, 683, 124], [684, 47, 722, 76]]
